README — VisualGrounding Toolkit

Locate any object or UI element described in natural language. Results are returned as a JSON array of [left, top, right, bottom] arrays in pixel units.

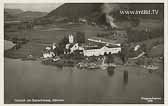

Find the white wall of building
[[83, 46, 121, 57], [70, 43, 84, 53], [43, 52, 55, 58]]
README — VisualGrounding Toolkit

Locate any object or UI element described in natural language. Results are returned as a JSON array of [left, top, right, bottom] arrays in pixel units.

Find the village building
[[64, 34, 121, 56], [69, 43, 84, 53], [64, 43, 84, 54], [45, 46, 51, 51], [79, 18, 87, 24], [52, 43, 57, 50], [43, 51, 55, 58], [42, 43, 58, 58], [42, 33, 122, 58], [64, 42, 121, 57], [83, 45, 121, 57]]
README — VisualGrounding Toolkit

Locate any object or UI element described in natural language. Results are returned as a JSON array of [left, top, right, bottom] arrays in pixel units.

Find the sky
[[5, 3, 63, 12]]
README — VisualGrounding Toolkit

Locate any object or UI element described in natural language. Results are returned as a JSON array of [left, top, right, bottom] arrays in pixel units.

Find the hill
[[5, 8, 23, 15], [46, 3, 102, 19], [16, 11, 48, 21], [36, 3, 163, 27], [4, 11, 17, 21], [4, 8, 48, 21]]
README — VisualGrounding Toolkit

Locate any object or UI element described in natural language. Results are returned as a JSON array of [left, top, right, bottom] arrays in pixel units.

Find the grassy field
[[4, 18, 164, 59], [5, 24, 108, 58]]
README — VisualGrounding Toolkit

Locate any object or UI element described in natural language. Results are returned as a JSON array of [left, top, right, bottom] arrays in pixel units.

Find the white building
[[43, 51, 55, 58], [43, 44, 56, 58], [45, 46, 51, 50], [134, 44, 141, 51], [52, 43, 57, 50], [64, 38, 121, 57], [65, 43, 84, 54], [79, 18, 87, 23], [70, 43, 84, 53], [83, 46, 121, 57]]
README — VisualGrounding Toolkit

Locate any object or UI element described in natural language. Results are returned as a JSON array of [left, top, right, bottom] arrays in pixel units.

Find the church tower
[[69, 34, 74, 43]]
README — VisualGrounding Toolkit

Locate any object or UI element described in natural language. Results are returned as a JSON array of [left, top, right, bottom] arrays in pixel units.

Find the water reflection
[[123, 70, 128, 85], [148, 69, 153, 73], [4, 58, 164, 103], [107, 66, 115, 77], [56, 65, 63, 69]]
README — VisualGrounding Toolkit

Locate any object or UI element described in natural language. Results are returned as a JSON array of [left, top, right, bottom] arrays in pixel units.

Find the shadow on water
[[56, 65, 63, 69], [107, 66, 115, 77], [148, 69, 153, 74], [123, 70, 128, 85]]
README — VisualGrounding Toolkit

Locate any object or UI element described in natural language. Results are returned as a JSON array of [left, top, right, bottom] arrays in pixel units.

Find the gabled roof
[[84, 43, 120, 50]]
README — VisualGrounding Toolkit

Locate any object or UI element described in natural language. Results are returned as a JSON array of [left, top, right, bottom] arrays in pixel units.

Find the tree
[[120, 42, 129, 64], [57, 36, 69, 55], [76, 32, 85, 43], [130, 16, 140, 27], [59, 36, 69, 47]]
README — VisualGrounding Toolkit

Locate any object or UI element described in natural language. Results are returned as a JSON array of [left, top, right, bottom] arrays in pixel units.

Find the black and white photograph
[[3, 1, 165, 104]]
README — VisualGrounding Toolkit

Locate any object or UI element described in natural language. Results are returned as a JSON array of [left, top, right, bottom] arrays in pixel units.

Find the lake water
[[4, 40, 164, 104]]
